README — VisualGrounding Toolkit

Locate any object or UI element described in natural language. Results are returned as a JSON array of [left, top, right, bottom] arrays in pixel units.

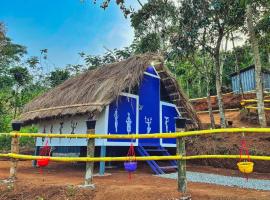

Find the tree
[[9, 66, 32, 118], [0, 23, 28, 120], [245, 2, 267, 127], [84, 46, 133, 69], [0, 22, 6, 50], [47, 68, 71, 88], [130, 0, 178, 54], [91, 0, 145, 17], [174, 0, 245, 128]]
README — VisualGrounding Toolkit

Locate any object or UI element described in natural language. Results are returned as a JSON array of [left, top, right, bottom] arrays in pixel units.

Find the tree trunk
[[246, 5, 267, 127], [206, 73, 216, 128], [13, 85, 19, 119], [198, 78, 202, 97], [186, 79, 189, 97], [214, 30, 227, 128], [220, 34, 229, 83], [231, 32, 244, 98]]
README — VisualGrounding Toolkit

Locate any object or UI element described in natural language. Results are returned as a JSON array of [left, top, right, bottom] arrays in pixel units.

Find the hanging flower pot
[[37, 140, 51, 169], [124, 161, 137, 172], [124, 142, 137, 178], [37, 158, 50, 167], [237, 161, 254, 174], [237, 133, 254, 175]]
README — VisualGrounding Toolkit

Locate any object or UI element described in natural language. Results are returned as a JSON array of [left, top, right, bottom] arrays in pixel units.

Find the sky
[[0, 0, 139, 71]]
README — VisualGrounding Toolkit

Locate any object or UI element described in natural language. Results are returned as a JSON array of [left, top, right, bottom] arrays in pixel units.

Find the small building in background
[[230, 65, 270, 93]]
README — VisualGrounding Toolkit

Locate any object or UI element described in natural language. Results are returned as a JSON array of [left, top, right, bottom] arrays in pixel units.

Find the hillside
[[188, 94, 270, 172]]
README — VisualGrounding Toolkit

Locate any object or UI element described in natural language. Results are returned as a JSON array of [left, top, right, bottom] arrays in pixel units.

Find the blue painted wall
[[161, 104, 180, 145], [108, 95, 137, 143], [106, 66, 181, 147], [139, 72, 160, 145]]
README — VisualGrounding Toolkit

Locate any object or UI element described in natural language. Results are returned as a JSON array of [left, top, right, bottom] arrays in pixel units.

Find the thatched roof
[[19, 53, 201, 129]]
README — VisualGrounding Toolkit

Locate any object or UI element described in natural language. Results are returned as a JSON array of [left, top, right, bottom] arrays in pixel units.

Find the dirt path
[[0, 161, 270, 200]]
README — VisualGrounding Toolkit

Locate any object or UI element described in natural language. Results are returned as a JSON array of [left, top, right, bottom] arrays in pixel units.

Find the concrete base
[[94, 173, 111, 177], [0, 179, 14, 184], [78, 184, 95, 189], [179, 194, 192, 200]]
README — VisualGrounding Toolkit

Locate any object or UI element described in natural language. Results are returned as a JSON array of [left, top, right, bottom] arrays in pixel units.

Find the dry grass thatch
[[18, 53, 201, 129]]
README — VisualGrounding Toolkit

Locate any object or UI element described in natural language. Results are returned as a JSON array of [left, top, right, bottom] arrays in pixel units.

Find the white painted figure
[[126, 112, 132, 134], [164, 116, 169, 133], [145, 116, 152, 133], [114, 108, 119, 133]]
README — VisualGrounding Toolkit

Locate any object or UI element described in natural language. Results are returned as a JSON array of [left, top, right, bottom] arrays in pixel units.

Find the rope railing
[[0, 128, 270, 139]]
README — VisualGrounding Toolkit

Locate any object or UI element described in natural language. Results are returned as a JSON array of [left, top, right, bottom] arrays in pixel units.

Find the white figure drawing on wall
[[50, 124, 53, 144], [164, 116, 169, 133], [59, 122, 64, 134], [42, 126, 46, 143], [145, 116, 152, 133], [59, 121, 64, 143], [114, 108, 119, 133], [126, 112, 132, 134], [70, 120, 78, 141]]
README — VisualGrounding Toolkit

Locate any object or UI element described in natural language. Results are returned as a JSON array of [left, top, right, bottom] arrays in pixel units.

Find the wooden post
[[9, 121, 22, 181], [99, 144, 106, 175], [84, 120, 96, 188], [176, 118, 188, 197], [32, 146, 40, 167]]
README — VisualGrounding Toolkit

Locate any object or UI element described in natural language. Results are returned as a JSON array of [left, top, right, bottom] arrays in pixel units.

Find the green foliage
[[131, 0, 178, 54], [0, 135, 11, 151], [9, 66, 32, 86], [47, 68, 71, 88], [84, 47, 133, 69], [0, 126, 37, 151], [134, 33, 161, 53]]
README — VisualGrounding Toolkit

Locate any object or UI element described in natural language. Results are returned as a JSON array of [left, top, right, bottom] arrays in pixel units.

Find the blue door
[[139, 69, 160, 145]]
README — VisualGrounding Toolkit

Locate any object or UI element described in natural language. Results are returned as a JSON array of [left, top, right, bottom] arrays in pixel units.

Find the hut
[[231, 65, 270, 93], [18, 53, 200, 174]]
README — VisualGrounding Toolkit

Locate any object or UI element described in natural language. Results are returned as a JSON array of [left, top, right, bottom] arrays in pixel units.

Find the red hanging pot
[[37, 158, 50, 167]]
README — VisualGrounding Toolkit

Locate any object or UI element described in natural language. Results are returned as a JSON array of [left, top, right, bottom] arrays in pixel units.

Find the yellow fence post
[[9, 121, 22, 181]]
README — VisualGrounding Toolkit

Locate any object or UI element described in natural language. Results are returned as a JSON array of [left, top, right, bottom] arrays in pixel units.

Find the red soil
[[191, 92, 259, 112]]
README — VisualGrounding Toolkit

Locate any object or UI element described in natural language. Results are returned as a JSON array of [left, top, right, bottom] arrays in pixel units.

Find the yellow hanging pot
[[237, 161, 254, 174]]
